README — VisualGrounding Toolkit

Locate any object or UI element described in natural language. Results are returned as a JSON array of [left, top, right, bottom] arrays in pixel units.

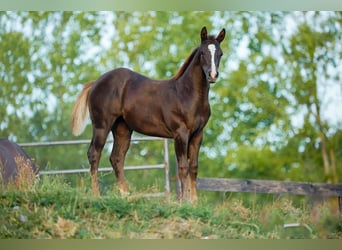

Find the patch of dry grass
[[14, 155, 37, 190]]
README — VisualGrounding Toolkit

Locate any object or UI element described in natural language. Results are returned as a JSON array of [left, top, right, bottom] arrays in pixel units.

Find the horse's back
[[94, 67, 150, 87], [90, 67, 147, 103], [89, 67, 160, 113]]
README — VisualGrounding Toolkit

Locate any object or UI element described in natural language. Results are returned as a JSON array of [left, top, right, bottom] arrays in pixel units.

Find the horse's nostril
[[209, 71, 218, 79]]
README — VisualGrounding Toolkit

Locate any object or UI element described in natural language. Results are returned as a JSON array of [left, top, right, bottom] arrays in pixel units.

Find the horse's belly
[[123, 111, 173, 138]]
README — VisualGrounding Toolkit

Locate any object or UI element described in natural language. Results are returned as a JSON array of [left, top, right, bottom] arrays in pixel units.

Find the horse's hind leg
[[88, 126, 110, 196], [110, 119, 132, 195]]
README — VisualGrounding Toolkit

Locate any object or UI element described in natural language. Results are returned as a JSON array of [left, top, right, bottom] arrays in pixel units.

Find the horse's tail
[[71, 81, 94, 136]]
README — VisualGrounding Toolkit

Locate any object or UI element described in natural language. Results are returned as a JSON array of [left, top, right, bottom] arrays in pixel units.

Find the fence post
[[163, 139, 170, 197], [174, 157, 181, 200], [339, 196, 342, 219]]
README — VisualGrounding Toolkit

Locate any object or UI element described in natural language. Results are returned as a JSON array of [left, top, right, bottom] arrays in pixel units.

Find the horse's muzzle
[[207, 71, 219, 83]]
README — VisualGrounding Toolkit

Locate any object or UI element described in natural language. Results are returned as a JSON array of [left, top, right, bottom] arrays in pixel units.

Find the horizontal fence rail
[[197, 178, 342, 197], [39, 164, 165, 175], [18, 136, 165, 147]]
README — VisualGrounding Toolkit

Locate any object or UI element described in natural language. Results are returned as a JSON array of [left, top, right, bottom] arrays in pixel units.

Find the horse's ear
[[216, 28, 226, 43], [201, 26, 207, 42]]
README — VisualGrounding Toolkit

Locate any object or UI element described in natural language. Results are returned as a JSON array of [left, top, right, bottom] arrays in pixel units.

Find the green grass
[[1, 175, 342, 239]]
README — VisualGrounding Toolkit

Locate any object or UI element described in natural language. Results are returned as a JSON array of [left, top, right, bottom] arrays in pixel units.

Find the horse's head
[[199, 26, 225, 83]]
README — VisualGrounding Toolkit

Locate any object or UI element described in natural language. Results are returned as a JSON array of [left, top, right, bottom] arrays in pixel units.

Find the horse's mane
[[172, 47, 199, 80], [172, 36, 217, 80]]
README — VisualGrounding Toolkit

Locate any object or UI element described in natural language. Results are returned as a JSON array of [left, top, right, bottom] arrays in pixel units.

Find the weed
[[14, 155, 37, 190]]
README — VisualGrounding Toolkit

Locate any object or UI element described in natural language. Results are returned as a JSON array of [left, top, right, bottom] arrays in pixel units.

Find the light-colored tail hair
[[71, 81, 94, 136]]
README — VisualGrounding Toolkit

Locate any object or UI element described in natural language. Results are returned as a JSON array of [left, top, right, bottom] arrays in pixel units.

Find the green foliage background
[[1, 11, 342, 194]]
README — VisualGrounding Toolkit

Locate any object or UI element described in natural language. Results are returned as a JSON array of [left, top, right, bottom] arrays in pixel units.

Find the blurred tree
[[283, 11, 342, 183], [0, 11, 108, 170]]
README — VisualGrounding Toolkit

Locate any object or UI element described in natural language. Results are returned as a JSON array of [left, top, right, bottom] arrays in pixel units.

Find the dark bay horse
[[71, 26, 225, 204], [0, 138, 38, 186]]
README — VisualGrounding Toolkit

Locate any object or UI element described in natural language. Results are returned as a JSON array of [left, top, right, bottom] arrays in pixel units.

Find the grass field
[[1, 174, 342, 239]]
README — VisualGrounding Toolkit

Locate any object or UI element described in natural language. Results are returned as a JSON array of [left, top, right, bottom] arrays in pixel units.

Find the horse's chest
[[189, 105, 210, 131]]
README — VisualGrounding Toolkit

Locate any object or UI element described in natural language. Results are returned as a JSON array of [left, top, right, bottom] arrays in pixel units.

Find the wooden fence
[[197, 178, 342, 216], [19, 138, 342, 215]]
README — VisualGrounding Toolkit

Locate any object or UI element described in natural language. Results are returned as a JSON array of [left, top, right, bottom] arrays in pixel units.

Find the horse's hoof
[[119, 189, 130, 197]]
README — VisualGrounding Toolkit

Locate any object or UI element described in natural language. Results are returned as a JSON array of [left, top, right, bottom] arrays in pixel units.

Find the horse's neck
[[176, 53, 210, 99]]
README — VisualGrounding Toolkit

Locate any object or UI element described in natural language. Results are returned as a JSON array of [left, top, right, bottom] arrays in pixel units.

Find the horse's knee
[[109, 155, 121, 172], [189, 166, 198, 179], [178, 163, 189, 178], [109, 153, 117, 164]]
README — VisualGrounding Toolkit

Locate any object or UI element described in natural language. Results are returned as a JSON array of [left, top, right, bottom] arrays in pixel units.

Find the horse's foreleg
[[174, 127, 190, 202], [87, 127, 109, 196], [188, 131, 203, 205], [110, 120, 132, 196]]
